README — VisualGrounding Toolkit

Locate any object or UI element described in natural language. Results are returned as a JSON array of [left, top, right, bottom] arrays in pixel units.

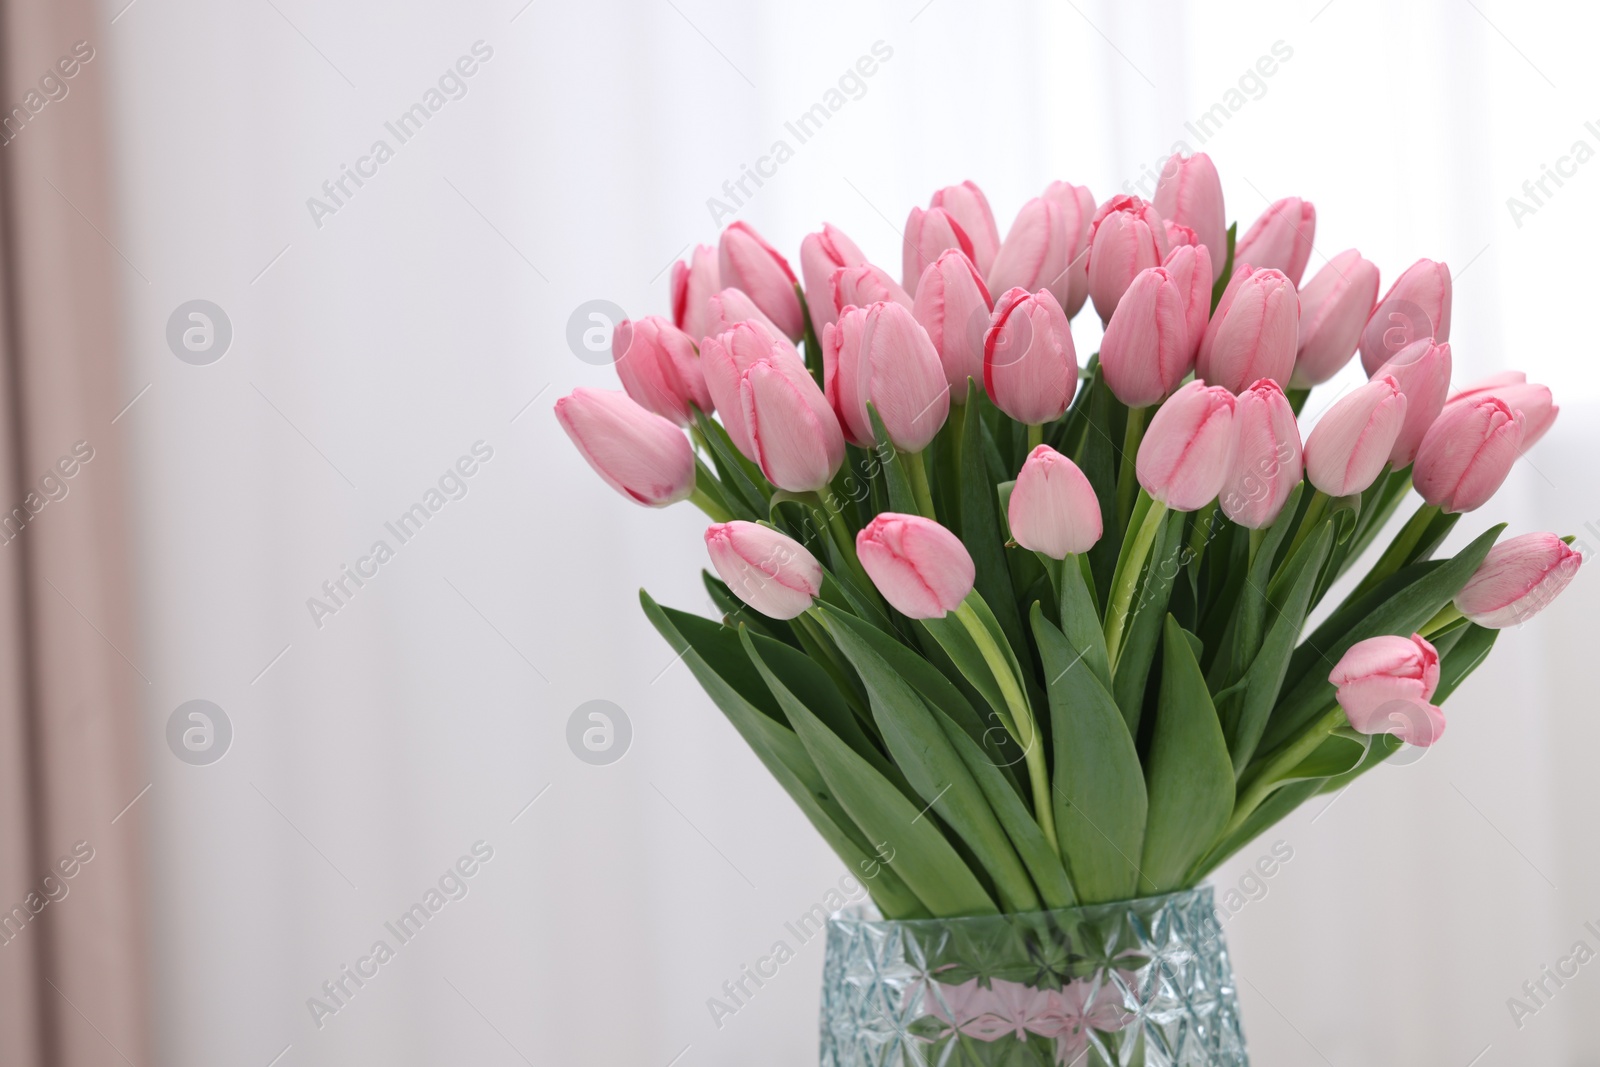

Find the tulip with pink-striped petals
[[1374, 339, 1452, 466], [703, 288, 782, 342], [800, 224, 867, 337], [1292, 249, 1380, 386], [718, 221, 805, 341], [930, 181, 1001, 277], [856, 512, 975, 619], [1303, 375, 1407, 497], [1136, 381, 1237, 511], [1446, 371, 1559, 448], [1412, 396, 1525, 513], [1195, 267, 1299, 393], [704, 521, 823, 620], [1164, 243, 1212, 360], [670, 244, 720, 344], [913, 250, 994, 396], [983, 288, 1078, 425], [1041, 181, 1097, 318], [1009, 445, 1103, 558], [1329, 634, 1445, 747], [1099, 265, 1192, 408], [554, 387, 694, 507], [700, 320, 803, 458], [903, 206, 974, 295], [738, 354, 846, 493], [1234, 197, 1316, 287], [613, 315, 712, 425], [824, 301, 950, 451], [1221, 379, 1303, 528], [1359, 258, 1452, 375], [989, 197, 1072, 315], [1086, 195, 1170, 324], [1153, 152, 1226, 280], [1455, 532, 1584, 628], [830, 263, 913, 316]]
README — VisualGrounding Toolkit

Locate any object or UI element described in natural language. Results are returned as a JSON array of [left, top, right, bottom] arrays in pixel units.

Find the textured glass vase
[[819, 886, 1248, 1066]]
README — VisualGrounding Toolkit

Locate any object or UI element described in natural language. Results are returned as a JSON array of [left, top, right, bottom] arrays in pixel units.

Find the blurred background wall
[[62, 0, 1600, 1062]]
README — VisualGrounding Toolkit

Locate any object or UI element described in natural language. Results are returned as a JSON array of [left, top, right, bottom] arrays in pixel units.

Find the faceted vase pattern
[[819, 886, 1248, 1066]]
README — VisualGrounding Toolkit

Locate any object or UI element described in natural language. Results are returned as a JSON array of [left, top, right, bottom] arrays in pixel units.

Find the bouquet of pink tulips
[[557, 154, 1583, 919]]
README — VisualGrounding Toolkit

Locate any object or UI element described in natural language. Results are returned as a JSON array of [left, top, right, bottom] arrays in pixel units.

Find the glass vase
[[819, 885, 1248, 1066]]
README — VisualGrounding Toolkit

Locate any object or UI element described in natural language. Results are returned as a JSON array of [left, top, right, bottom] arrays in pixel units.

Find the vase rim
[[825, 883, 1218, 931]]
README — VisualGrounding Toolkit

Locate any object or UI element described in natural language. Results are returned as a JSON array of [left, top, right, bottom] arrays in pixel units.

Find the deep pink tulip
[[1136, 380, 1237, 511], [1041, 181, 1096, 318], [1195, 267, 1299, 393], [1302, 375, 1407, 497], [700, 320, 803, 458], [913, 249, 994, 396], [1234, 197, 1316, 287], [1446, 371, 1559, 448], [983, 288, 1078, 425], [704, 521, 823, 620], [823, 301, 950, 451], [989, 197, 1073, 315], [554, 388, 694, 507], [800, 224, 867, 338], [1329, 634, 1445, 747], [1413, 396, 1525, 513], [1164, 243, 1213, 361], [718, 221, 805, 341], [738, 353, 846, 492], [1455, 532, 1584, 629], [1086, 195, 1170, 324], [1152, 152, 1226, 281], [856, 512, 975, 619], [704, 288, 782, 342], [930, 181, 1001, 277], [1220, 379, 1303, 529], [1359, 258, 1452, 375], [670, 244, 720, 344], [1098, 266, 1192, 408], [1374, 339, 1452, 466], [1292, 249, 1380, 387], [903, 206, 974, 295], [612, 316, 712, 425], [830, 263, 913, 316], [1009, 445, 1103, 558]]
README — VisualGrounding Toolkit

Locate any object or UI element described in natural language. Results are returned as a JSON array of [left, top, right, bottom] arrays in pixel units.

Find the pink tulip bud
[[670, 244, 721, 344], [718, 221, 805, 341], [1374, 339, 1452, 466], [1009, 445, 1103, 557], [1302, 375, 1407, 497], [704, 288, 782, 342], [1455, 532, 1584, 628], [903, 206, 974, 295], [823, 301, 950, 452], [1220, 379, 1303, 529], [1446, 371, 1559, 448], [800, 224, 867, 338], [830, 263, 913, 316], [1329, 634, 1445, 747], [1234, 197, 1316, 287], [1040, 181, 1097, 318], [930, 181, 1001, 277], [1291, 249, 1380, 387], [739, 354, 846, 493], [856, 512, 975, 619], [1164, 221, 1198, 248], [983, 288, 1078, 425], [1098, 266, 1192, 408], [989, 197, 1073, 315], [913, 250, 994, 396], [1359, 258, 1452, 375], [1195, 267, 1299, 393], [1086, 195, 1170, 324], [700, 320, 803, 459], [1413, 396, 1525, 513], [1152, 152, 1226, 281], [612, 316, 712, 426], [554, 388, 694, 507], [1164, 243, 1213, 360], [704, 521, 823, 620], [1136, 380, 1237, 511]]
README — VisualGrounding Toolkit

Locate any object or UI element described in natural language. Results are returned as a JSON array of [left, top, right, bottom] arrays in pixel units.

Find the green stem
[[1421, 602, 1464, 637], [903, 448, 938, 520], [1103, 498, 1168, 669], [689, 484, 732, 522], [1247, 525, 1266, 570], [1026, 422, 1044, 452], [1226, 704, 1346, 837], [1186, 501, 1220, 569], [1115, 405, 1149, 529], [817, 497, 876, 599], [1282, 489, 1330, 563], [1351, 503, 1442, 600]]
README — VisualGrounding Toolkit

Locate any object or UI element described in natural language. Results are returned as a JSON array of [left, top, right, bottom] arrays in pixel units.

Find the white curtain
[[103, 0, 1598, 1062]]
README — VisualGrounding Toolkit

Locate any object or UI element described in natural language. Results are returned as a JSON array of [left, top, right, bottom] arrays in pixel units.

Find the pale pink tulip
[[1136, 380, 1237, 511], [856, 513, 975, 619], [612, 316, 711, 425], [1195, 267, 1299, 393], [700, 320, 803, 458], [1164, 243, 1213, 360], [913, 249, 994, 396], [1220, 379, 1303, 528], [1098, 265, 1192, 408], [1359, 258, 1452, 375], [1374, 339, 1452, 466], [1164, 221, 1198, 248], [983, 288, 1078, 425], [1302, 375, 1407, 496], [1152, 152, 1226, 281], [1446, 371, 1559, 448], [823, 301, 950, 451], [800, 224, 867, 337], [1041, 181, 1097, 317], [704, 288, 782, 342], [1455, 532, 1584, 628], [930, 181, 1001, 277], [718, 221, 805, 341], [903, 206, 973, 294], [738, 353, 846, 492], [988, 197, 1072, 314], [670, 244, 720, 344], [1413, 396, 1525, 513], [1234, 197, 1316, 287], [1329, 634, 1445, 747], [1086, 195, 1170, 324], [1009, 445, 1103, 557], [554, 388, 694, 507], [704, 521, 823, 620], [1292, 250, 1380, 386], [830, 263, 913, 316]]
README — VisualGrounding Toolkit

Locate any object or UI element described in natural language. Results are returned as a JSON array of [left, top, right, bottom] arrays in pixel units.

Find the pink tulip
[[1164, 221, 1198, 248], [738, 353, 846, 492], [983, 288, 1078, 425], [1152, 152, 1226, 281], [1220, 379, 1303, 528], [1302, 375, 1407, 496], [903, 206, 974, 295], [930, 181, 1001, 277], [1329, 634, 1445, 747], [913, 250, 994, 396], [1136, 380, 1237, 511], [670, 244, 720, 344], [1374, 339, 1452, 466], [1098, 266, 1192, 408], [1195, 267, 1299, 393], [704, 288, 782, 342], [1009, 445, 1103, 557], [988, 197, 1072, 314], [1041, 181, 1097, 318], [1086, 195, 1170, 324], [800, 224, 867, 337], [612, 316, 712, 425], [856, 512, 975, 619], [1234, 197, 1316, 287], [830, 263, 913, 316], [1359, 258, 1452, 375], [704, 521, 823, 620], [1164, 243, 1213, 360], [1446, 371, 1559, 448], [700, 320, 803, 458], [1413, 396, 1525, 513], [823, 301, 950, 451], [1292, 250, 1380, 386], [1455, 532, 1584, 628], [718, 221, 805, 341], [554, 388, 694, 507]]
